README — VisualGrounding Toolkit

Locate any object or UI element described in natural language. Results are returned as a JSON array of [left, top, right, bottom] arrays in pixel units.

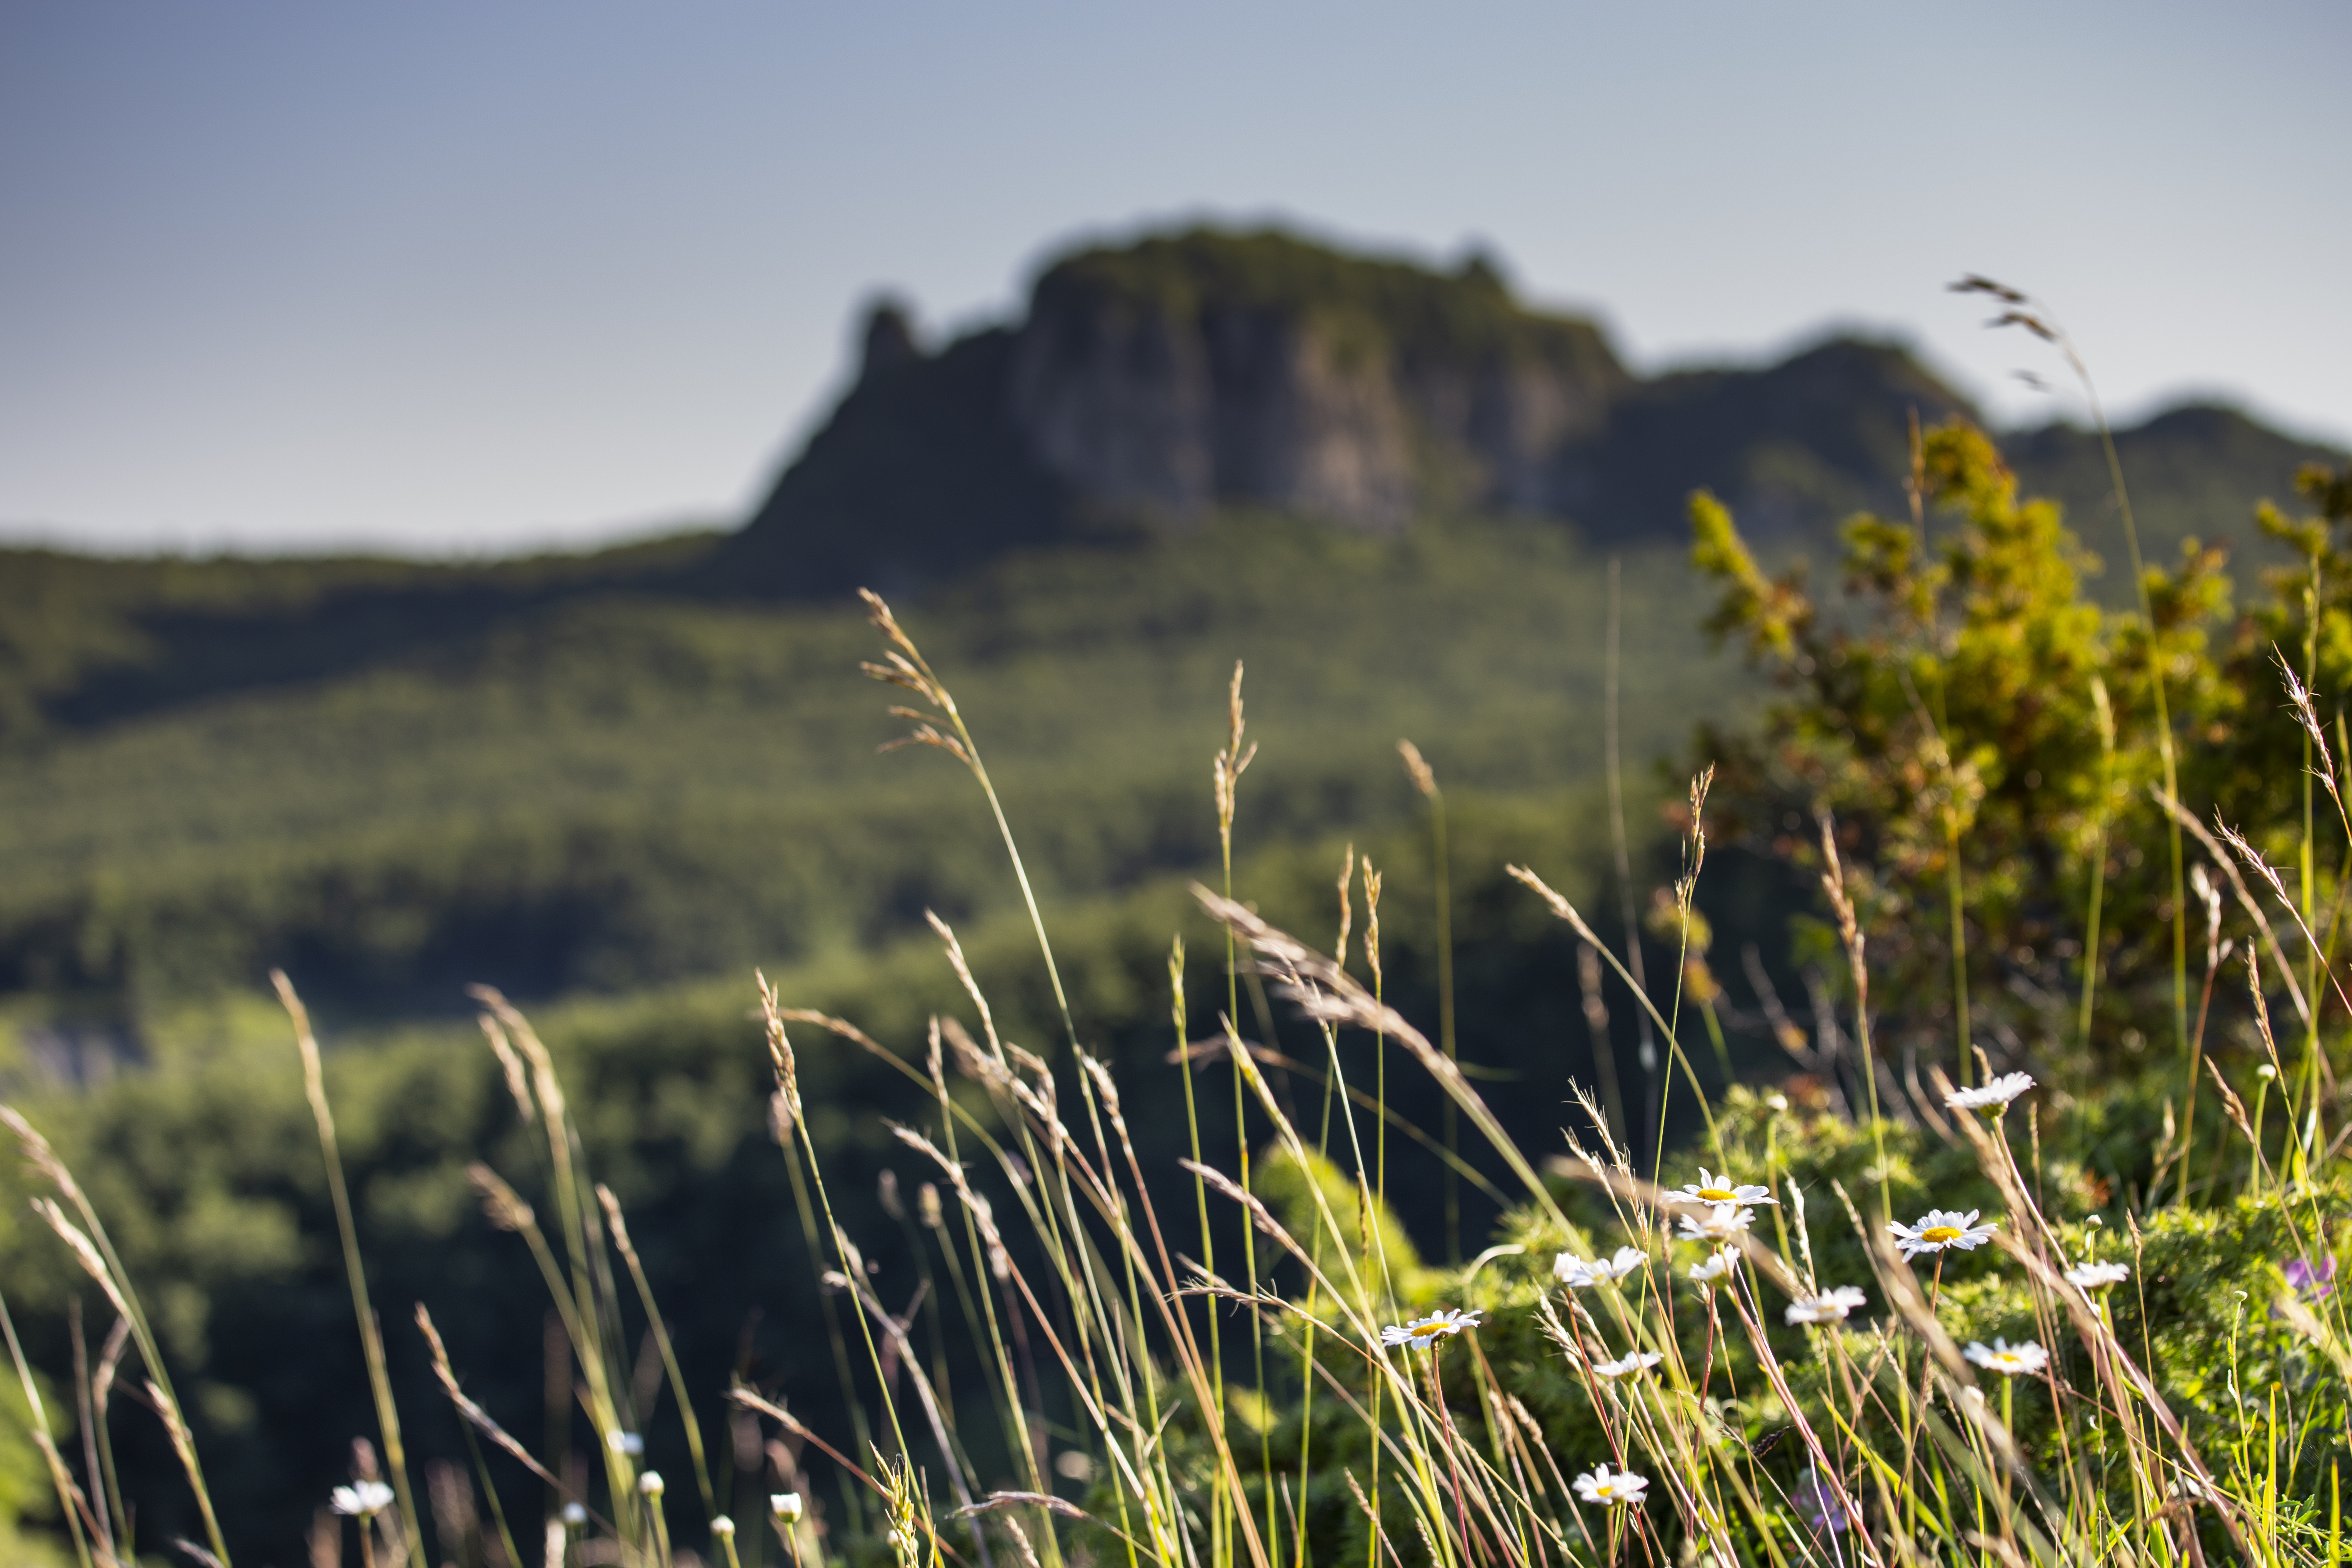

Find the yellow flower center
[[1697, 1186, 1737, 1202], [1921, 1226, 1964, 1243]]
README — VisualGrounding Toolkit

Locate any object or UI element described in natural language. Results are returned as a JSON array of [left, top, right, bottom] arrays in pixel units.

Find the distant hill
[[2006, 404, 2341, 592], [0, 531, 719, 742], [0, 518, 1750, 1035]]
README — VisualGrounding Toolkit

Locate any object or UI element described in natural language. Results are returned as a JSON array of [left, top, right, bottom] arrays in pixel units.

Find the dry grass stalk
[[2152, 790, 2311, 1025], [414, 1305, 581, 1507], [273, 968, 428, 1568]]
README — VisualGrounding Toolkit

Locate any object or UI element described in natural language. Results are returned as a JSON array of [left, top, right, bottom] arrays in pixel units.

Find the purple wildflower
[[1793, 1467, 1856, 1535], [2283, 1254, 2337, 1300]]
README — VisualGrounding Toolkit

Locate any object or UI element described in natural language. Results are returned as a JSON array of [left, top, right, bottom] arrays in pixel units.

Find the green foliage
[[1690, 422, 2352, 1081]]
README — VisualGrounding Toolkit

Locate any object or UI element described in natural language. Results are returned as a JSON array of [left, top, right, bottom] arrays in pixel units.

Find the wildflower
[[1588, 1349, 1665, 1379], [2064, 1260, 2130, 1291], [1964, 1338, 2049, 1376], [561, 1502, 587, 1526], [1688, 1250, 1737, 1287], [1379, 1306, 1484, 1350], [639, 1471, 665, 1497], [2283, 1255, 2338, 1300], [1793, 1466, 1855, 1534], [608, 1430, 646, 1457], [771, 1493, 805, 1523], [331, 1480, 396, 1518], [1677, 1203, 1753, 1243], [1944, 1072, 2035, 1112], [1784, 1286, 1868, 1325], [711, 1517, 737, 1537], [1674, 1167, 1777, 1206], [1554, 1245, 1645, 1288], [1888, 1209, 1997, 1259], [1573, 1463, 1649, 1506]]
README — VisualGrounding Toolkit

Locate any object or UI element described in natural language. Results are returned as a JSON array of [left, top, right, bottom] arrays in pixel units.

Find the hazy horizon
[[6, 1, 2347, 557]]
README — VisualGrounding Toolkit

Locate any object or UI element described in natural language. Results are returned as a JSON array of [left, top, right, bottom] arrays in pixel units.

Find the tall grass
[[2, 556, 2348, 1568]]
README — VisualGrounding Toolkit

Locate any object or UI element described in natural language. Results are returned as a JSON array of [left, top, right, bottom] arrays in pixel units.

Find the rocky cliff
[[713, 226, 2329, 595], [1004, 236, 1627, 527]]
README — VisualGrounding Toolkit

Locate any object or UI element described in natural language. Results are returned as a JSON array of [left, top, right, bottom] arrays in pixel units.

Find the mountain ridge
[[715, 224, 2339, 597], [0, 223, 2339, 748]]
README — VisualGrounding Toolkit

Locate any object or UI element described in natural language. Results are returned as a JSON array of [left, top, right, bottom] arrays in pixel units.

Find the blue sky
[[4, 1, 2346, 554]]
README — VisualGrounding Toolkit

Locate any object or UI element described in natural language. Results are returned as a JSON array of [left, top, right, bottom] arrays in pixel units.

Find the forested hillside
[[0, 518, 1736, 1045]]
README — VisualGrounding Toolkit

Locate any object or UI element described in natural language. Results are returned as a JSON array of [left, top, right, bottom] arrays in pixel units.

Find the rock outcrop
[[720, 228, 1663, 591], [1004, 236, 1626, 528]]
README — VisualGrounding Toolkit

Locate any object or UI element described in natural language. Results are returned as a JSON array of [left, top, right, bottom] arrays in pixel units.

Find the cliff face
[[1004, 236, 1626, 528], [717, 225, 2328, 597], [1009, 293, 1420, 527]]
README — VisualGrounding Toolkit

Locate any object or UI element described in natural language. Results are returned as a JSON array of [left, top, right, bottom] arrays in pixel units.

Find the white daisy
[[1554, 1245, 1646, 1288], [331, 1480, 395, 1518], [2064, 1260, 2130, 1291], [639, 1471, 665, 1497], [1379, 1306, 1484, 1350], [1688, 1250, 1738, 1287], [561, 1503, 587, 1526], [1888, 1208, 1998, 1259], [1944, 1072, 2035, 1112], [1588, 1349, 1665, 1379], [771, 1493, 805, 1523], [1573, 1463, 1650, 1507], [1964, 1338, 2049, 1376], [1674, 1167, 1778, 1206], [1784, 1285, 1869, 1325], [1677, 1203, 1755, 1243], [607, 1430, 646, 1457], [711, 1517, 737, 1538]]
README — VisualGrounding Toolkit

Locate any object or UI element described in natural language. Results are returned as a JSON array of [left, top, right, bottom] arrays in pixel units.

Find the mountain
[[715, 226, 2340, 596]]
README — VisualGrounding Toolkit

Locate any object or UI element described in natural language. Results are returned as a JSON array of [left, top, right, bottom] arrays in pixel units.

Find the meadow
[[3, 394, 2351, 1568]]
